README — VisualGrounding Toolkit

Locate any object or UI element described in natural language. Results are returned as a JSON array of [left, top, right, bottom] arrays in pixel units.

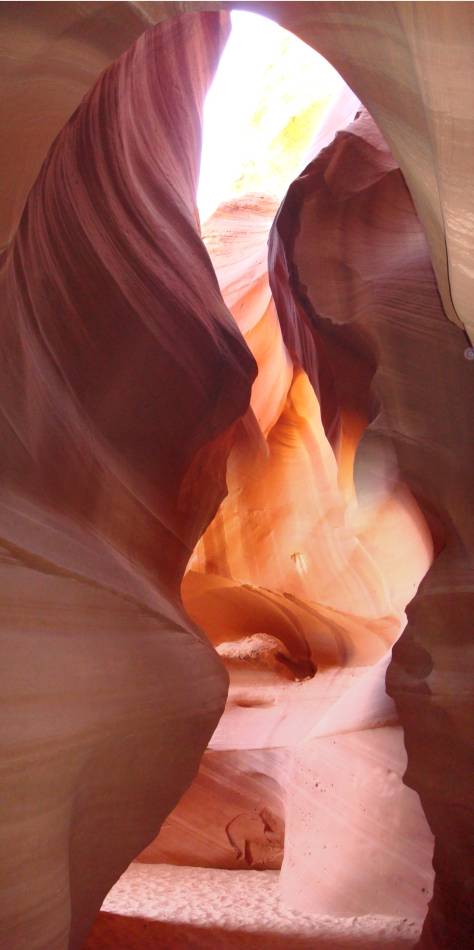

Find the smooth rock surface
[[270, 106, 474, 949], [143, 107, 435, 928], [0, 11, 249, 950], [1, 4, 473, 949]]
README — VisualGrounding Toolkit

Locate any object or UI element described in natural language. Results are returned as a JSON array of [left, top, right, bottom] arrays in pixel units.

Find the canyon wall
[[0, 10, 253, 950], [270, 107, 474, 949], [139, 190, 434, 930], [1, 3, 473, 949]]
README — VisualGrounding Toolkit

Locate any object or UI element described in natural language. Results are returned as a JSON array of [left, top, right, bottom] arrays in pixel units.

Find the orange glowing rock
[[1, 5, 473, 949]]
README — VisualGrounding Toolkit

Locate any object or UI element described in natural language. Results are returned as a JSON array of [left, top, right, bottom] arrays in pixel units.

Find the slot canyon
[[0, 3, 473, 949]]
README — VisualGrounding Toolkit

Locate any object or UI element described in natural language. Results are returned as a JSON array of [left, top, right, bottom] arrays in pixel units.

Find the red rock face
[[270, 108, 474, 949], [135, 193, 431, 910], [1, 4, 473, 950], [0, 11, 254, 950], [250, 0, 474, 343]]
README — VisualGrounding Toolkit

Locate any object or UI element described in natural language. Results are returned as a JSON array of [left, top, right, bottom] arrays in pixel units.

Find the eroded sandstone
[[1, 4, 473, 949]]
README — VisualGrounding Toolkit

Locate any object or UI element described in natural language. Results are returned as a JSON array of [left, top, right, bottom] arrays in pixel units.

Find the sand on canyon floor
[[84, 863, 421, 949]]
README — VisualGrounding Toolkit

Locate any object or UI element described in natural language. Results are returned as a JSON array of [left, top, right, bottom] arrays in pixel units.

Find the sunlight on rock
[[2, 4, 473, 949], [197, 11, 345, 222]]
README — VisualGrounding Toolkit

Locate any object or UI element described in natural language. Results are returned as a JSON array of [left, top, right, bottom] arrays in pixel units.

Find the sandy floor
[[85, 864, 421, 949]]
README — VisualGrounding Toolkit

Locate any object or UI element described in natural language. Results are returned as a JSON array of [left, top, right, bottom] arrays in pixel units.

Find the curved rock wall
[[0, 11, 255, 950], [1, 3, 473, 949], [248, 0, 474, 343], [175, 162, 435, 925], [270, 107, 474, 949]]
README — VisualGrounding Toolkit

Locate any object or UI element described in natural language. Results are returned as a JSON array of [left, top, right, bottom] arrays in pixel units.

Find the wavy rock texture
[[1, 3, 473, 950], [8, 0, 474, 346], [248, 0, 474, 343], [130, 140, 433, 924], [1, 1, 162, 247], [0, 10, 258, 950], [270, 108, 474, 948], [159, 184, 434, 924]]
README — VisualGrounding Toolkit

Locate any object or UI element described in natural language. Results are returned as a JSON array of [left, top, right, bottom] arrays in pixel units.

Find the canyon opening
[[1, 5, 473, 950]]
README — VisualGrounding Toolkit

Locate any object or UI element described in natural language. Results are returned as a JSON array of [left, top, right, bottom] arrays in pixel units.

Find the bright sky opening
[[197, 11, 349, 224]]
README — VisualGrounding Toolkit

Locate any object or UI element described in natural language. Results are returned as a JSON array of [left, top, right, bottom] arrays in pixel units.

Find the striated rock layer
[[247, 0, 474, 343], [1, 3, 473, 949], [0, 11, 256, 950], [270, 108, 474, 949], [175, 184, 434, 924]]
